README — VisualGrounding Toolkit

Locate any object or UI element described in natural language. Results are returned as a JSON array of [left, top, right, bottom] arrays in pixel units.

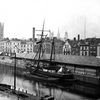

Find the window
[[85, 51, 87, 56], [31, 44, 32, 47], [87, 51, 89, 56], [83, 51, 85, 55], [80, 46, 82, 50]]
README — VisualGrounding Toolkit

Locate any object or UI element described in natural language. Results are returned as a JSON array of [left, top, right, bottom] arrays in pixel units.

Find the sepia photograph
[[0, 0, 100, 100]]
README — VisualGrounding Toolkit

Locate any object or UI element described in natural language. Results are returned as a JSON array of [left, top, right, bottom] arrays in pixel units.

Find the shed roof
[[54, 54, 100, 68], [16, 53, 100, 68]]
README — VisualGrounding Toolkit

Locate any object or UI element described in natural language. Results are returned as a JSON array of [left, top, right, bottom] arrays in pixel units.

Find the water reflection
[[0, 65, 99, 100], [0, 74, 88, 100]]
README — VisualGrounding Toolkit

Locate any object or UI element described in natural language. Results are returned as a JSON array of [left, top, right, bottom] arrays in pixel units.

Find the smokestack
[[74, 37, 76, 41], [33, 27, 35, 41], [78, 34, 80, 41]]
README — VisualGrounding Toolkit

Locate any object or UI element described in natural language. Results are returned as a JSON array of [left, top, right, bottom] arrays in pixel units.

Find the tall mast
[[50, 37, 55, 62], [84, 16, 86, 39], [37, 20, 45, 68]]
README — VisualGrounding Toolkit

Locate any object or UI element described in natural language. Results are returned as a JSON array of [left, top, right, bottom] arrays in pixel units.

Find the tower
[[57, 28, 60, 39]]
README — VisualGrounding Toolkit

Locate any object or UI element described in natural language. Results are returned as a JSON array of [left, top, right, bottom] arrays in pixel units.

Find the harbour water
[[0, 64, 99, 100]]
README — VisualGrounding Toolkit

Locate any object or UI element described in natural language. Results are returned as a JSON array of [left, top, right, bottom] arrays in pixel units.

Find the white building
[[0, 39, 34, 54], [63, 40, 71, 55], [0, 39, 7, 53], [26, 40, 33, 53]]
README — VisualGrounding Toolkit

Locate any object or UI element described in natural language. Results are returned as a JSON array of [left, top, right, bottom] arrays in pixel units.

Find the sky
[[0, 0, 100, 39]]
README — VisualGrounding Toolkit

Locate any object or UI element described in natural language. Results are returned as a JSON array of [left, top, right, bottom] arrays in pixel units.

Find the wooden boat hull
[[23, 72, 59, 83], [31, 69, 73, 78], [26, 69, 75, 84], [25, 66, 75, 83]]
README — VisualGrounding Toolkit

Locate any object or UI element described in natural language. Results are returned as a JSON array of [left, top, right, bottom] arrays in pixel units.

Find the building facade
[[63, 40, 71, 55], [80, 41, 98, 57], [80, 43, 89, 56], [0, 38, 34, 55], [71, 41, 80, 56]]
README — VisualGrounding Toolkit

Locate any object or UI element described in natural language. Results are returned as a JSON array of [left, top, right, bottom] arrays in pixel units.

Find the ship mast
[[37, 20, 45, 68], [50, 37, 55, 63], [84, 16, 86, 39]]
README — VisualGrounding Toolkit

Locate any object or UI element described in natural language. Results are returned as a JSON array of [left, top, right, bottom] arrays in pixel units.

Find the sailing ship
[[25, 21, 74, 83]]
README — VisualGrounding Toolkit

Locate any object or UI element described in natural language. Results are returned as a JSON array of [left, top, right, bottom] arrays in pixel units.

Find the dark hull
[[26, 67, 75, 83], [32, 69, 73, 77], [23, 72, 59, 83], [0, 84, 11, 91]]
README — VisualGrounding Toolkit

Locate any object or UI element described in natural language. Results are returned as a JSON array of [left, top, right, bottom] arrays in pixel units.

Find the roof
[[16, 53, 100, 68], [54, 55, 100, 68]]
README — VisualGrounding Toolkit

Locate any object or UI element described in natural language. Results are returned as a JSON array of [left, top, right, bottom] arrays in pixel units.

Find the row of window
[[0, 42, 33, 47], [80, 51, 89, 56], [80, 46, 89, 50], [80, 46, 96, 50]]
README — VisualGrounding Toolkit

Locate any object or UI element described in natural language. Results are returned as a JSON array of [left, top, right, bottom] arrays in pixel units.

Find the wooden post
[[14, 53, 16, 91], [74, 66, 76, 73], [96, 68, 98, 77]]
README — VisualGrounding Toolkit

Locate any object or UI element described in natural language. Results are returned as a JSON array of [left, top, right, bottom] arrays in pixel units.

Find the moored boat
[[25, 21, 75, 83], [23, 71, 59, 83]]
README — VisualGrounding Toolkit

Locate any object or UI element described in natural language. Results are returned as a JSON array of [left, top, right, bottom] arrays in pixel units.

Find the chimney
[[33, 27, 35, 41], [78, 34, 80, 41], [74, 37, 76, 41]]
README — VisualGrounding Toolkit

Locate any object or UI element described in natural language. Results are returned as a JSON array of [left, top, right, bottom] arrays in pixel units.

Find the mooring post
[[14, 53, 16, 91]]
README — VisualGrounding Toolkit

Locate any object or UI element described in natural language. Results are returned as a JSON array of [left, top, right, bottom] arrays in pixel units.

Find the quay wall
[[74, 74, 100, 85], [0, 62, 26, 76]]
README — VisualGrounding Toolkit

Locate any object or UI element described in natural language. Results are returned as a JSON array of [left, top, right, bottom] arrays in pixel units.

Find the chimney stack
[[78, 34, 80, 41], [74, 37, 76, 41], [33, 27, 35, 41]]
